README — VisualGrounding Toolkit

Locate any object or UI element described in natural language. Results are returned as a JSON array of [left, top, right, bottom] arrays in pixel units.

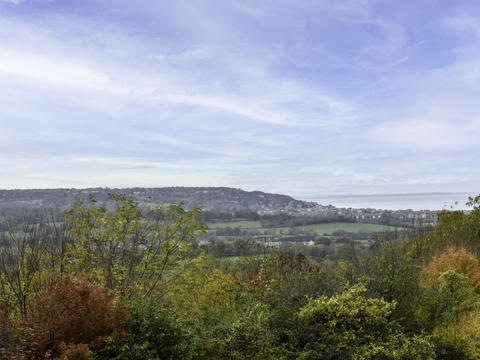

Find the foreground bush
[[432, 311, 480, 360], [58, 343, 93, 360], [422, 247, 480, 292], [21, 276, 127, 358], [420, 270, 480, 359], [164, 254, 243, 358], [295, 285, 435, 359], [225, 303, 282, 360], [97, 301, 193, 360], [420, 270, 480, 330]]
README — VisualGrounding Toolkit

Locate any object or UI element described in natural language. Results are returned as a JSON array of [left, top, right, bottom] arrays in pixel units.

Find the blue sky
[[0, 0, 479, 200]]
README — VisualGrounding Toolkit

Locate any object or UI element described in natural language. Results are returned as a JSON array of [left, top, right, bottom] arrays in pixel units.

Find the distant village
[[254, 200, 440, 226]]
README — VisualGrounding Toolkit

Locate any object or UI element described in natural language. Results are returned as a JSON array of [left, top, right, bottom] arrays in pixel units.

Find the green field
[[207, 220, 262, 230], [297, 222, 399, 235], [206, 220, 400, 235]]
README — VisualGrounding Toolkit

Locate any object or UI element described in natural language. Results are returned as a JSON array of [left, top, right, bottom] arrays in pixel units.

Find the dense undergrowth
[[1, 194, 480, 359]]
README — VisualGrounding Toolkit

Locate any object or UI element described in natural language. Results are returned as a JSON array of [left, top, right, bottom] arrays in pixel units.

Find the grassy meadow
[[207, 219, 400, 235]]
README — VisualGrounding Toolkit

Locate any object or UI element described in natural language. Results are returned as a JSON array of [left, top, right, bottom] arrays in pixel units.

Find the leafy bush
[[21, 276, 127, 358], [97, 301, 193, 360], [59, 343, 93, 360], [295, 284, 435, 359], [226, 303, 282, 360], [432, 311, 480, 360], [420, 270, 480, 329], [422, 247, 480, 291]]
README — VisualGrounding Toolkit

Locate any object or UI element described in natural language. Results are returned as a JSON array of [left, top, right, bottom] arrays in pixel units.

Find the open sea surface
[[311, 192, 475, 211]]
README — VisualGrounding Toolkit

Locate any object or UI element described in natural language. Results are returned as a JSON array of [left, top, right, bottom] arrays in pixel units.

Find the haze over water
[[311, 192, 474, 211]]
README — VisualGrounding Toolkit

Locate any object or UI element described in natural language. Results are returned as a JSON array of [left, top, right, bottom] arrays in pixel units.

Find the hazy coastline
[[310, 192, 474, 211]]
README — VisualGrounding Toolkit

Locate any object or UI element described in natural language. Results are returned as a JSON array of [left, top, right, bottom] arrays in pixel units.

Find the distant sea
[[310, 192, 476, 211]]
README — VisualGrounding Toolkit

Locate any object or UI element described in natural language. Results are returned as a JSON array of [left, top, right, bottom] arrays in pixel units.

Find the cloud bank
[[0, 0, 479, 199]]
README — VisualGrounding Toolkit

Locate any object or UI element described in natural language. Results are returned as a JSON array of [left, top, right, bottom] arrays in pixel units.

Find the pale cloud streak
[[0, 0, 24, 4], [0, 0, 479, 198]]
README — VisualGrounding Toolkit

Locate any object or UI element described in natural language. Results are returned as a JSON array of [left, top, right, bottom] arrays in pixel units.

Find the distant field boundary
[[206, 220, 401, 235]]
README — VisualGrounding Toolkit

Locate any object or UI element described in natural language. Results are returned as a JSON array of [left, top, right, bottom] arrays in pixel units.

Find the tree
[[419, 270, 480, 359], [64, 194, 206, 298], [226, 303, 281, 360], [0, 220, 51, 318], [295, 284, 435, 359], [405, 194, 480, 260], [163, 253, 243, 359], [22, 276, 127, 359], [419, 270, 480, 330], [98, 301, 193, 360], [432, 310, 480, 360], [232, 237, 260, 256], [361, 241, 424, 330], [422, 247, 480, 292]]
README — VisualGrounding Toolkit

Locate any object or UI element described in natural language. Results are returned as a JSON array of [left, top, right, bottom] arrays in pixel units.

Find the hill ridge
[[0, 186, 323, 215]]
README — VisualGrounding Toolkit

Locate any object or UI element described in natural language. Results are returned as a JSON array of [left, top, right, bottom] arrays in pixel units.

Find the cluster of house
[[254, 200, 440, 226], [337, 208, 439, 225]]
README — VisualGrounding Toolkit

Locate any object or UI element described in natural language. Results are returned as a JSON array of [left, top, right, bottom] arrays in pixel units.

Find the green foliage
[[1, 194, 480, 359], [296, 222, 399, 235], [97, 301, 192, 360], [225, 303, 283, 360], [0, 222, 57, 318], [65, 194, 206, 298], [432, 310, 480, 360], [207, 220, 262, 230], [420, 270, 480, 329], [405, 197, 480, 261], [164, 253, 243, 333], [296, 284, 435, 359], [422, 247, 480, 292], [361, 241, 424, 330], [251, 250, 345, 340]]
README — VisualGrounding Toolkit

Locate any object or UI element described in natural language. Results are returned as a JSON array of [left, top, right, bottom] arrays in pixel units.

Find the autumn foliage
[[58, 343, 93, 360], [22, 276, 127, 359], [422, 247, 480, 291]]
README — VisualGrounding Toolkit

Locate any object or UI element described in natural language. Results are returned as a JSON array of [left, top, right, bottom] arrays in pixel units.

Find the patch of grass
[[207, 220, 262, 230], [295, 222, 400, 235], [206, 220, 401, 235]]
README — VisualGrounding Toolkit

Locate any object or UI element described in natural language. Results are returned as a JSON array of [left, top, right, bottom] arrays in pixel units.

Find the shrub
[[59, 343, 93, 360], [97, 301, 193, 360], [432, 311, 480, 360], [22, 276, 127, 358], [420, 270, 480, 332], [226, 303, 281, 360], [296, 284, 435, 359], [422, 247, 480, 291]]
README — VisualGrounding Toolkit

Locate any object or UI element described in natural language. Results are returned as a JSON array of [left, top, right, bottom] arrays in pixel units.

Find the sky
[[0, 0, 479, 201]]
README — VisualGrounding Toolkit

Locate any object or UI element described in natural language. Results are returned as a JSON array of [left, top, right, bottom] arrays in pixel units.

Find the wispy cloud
[[369, 111, 480, 151], [0, 0, 479, 197], [0, 0, 24, 4], [0, 48, 118, 92]]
